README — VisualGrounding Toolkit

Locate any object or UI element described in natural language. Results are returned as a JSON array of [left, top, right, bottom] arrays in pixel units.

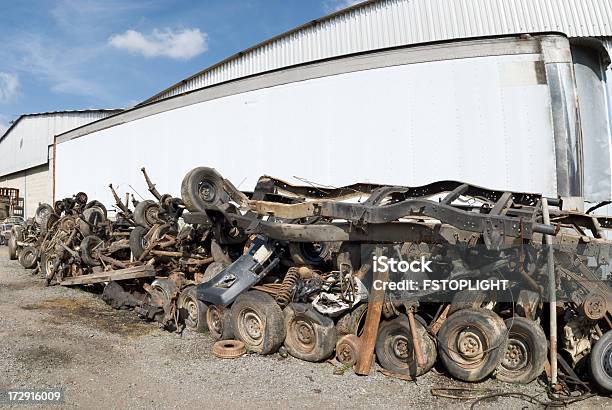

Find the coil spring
[[276, 267, 300, 308]]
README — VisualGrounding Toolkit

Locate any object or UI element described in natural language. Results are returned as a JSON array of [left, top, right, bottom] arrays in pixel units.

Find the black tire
[[178, 286, 208, 333], [80, 235, 103, 267], [133, 200, 160, 228], [18, 246, 38, 269], [206, 304, 234, 341], [438, 308, 507, 382], [496, 317, 547, 384], [283, 303, 337, 362], [230, 290, 286, 354], [336, 303, 368, 336], [289, 242, 333, 266], [35, 203, 54, 226], [129, 226, 149, 259], [590, 329, 612, 394], [375, 315, 437, 377], [79, 207, 106, 237], [8, 229, 20, 260], [85, 200, 106, 216], [449, 290, 488, 315], [181, 167, 227, 212], [40, 252, 59, 284]]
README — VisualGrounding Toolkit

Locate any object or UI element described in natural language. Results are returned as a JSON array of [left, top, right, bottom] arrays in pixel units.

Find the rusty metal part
[[355, 248, 389, 375], [430, 304, 451, 335], [141, 167, 163, 201], [335, 334, 362, 366], [212, 340, 246, 359], [276, 267, 300, 308], [582, 292, 608, 320], [407, 309, 426, 369], [542, 198, 558, 386]]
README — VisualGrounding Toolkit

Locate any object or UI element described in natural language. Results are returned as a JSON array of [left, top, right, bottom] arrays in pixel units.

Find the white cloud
[[324, 0, 364, 12], [0, 73, 19, 103], [109, 28, 208, 60]]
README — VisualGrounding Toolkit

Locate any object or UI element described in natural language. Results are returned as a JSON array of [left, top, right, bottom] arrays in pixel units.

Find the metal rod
[[542, 198, 558, 386], [407, 309, 426, 369]]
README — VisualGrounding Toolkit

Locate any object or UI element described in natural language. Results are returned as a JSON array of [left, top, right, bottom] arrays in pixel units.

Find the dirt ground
[[0, 247, 610, 409]]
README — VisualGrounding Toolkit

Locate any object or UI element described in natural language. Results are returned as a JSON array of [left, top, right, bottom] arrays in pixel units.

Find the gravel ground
[[0, 247, 609, 409]]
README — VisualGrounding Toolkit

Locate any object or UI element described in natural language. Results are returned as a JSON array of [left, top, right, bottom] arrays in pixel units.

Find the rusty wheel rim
[[238, 308, 264, 346], [184, 297, 199, 327], [290, 319, 316, 353], [502, 338, 529, 371], [207, 306, 224, 337], [392, 335, 412, 361], [144, 206, 159, 226], [452, 328, 486, 366], [198, 181, 217, 203]]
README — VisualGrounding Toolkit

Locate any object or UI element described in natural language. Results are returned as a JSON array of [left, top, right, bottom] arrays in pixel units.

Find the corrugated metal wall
[[0, 111, 118, 177], [143, 0, 612, 103]]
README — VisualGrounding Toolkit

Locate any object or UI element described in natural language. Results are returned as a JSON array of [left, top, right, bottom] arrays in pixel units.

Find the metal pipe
[[407, 309, 426, 369], [542, 198, 558, 386]]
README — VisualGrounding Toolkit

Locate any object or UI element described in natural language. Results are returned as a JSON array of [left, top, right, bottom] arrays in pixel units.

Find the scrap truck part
[[196, 236, 279, 306], [437, 308, 507, 382], [282, 303, 337, 362], [375, 314, 437, 377], [230, 290, 286, 354], [496, 317, 547, 384]]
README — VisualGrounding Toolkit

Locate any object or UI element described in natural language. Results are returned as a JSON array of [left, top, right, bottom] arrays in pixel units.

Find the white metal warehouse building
[[14, 0, 612, 211], [0, 110, 120, 217]]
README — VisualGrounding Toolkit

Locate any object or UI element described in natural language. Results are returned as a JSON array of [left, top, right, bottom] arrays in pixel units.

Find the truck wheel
[[79, 207, 106, 236], [438, 308, 506, 382], [590, 330, 612, 394], [35, 203, 54, 227], [289, 242, 332, 266], [18, 246, 38, 269], [336, 334, 362, 366], [8, 233, 19, 260], [336, 303, 368, 335], [375, 314, 437, 377], [206, 304, 234, 340], [133, 200, 160, 228], [80, 235, 103, 267], [283, 303, 337, 362], [85, 200, 107, 218], [230, 290, 285, 354], [178, 286, 208, 333], [496, 317, 547, 384], [129, 226, 149, 259], [41, 252, 59, 284], [181, 167, 227, 212]]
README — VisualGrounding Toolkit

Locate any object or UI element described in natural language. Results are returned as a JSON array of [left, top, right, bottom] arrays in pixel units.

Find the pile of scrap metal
[[175, 167, 611, 395], [7, 166, 612, 397]]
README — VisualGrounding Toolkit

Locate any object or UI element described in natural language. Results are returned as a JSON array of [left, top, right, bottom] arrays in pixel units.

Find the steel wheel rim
[[184, 297, 199, 327], [502, 337, 529, 371], [208, 306, 223, 337], [291, 319, 316, 353], [198, 181, 217, 203], [602, 340, 612, 378], [239, 309, 263, 346]]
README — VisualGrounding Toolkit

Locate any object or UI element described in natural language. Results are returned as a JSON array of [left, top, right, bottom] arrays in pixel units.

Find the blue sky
[[0, 0, 361, 133]]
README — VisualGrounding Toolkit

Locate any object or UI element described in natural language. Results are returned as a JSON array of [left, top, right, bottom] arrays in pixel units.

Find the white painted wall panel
[[56, 53, 556, 208], [0, 111, 119, 176], [0, 164, 49, 218]]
